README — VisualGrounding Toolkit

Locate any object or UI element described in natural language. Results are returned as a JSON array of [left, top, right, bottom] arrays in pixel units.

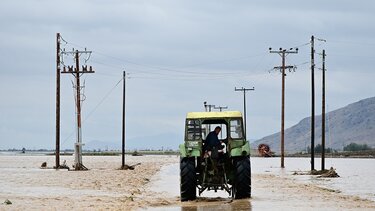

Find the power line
[[329, 40, 375, 46], [61, 37, 272, 77], [83, 78, 123, 122], [61, 76, 124, 148], [92, 58, 271, 81]]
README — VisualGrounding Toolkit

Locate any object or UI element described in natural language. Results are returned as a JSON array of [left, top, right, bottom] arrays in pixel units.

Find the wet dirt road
[[143, 160, 375, 211], [144, 164, 252, 211]]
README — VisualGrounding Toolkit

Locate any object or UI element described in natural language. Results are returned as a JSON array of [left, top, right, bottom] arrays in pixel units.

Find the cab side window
[[230, 119, 243, 139], [186, 119, 201, 140]]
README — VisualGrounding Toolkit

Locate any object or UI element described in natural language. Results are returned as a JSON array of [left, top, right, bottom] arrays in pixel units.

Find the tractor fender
[[179, 144, 187, 157], [179, 143, 201, 158], [230, 141, 250, 157]]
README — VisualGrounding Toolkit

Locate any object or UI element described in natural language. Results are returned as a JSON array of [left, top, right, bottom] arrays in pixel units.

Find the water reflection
[[180, 199, 251, 211]]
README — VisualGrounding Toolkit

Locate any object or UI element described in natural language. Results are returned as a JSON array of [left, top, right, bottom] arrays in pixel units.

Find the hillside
[[251, 97, 375, 154]]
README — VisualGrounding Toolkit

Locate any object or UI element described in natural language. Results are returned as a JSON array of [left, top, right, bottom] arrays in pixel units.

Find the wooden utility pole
[[311, 35, 316, 171], [310, 35, 326, 171], [269, 47, 298, 168], [55, 33, 61, 169], [121, 71, 127, 169], [321, 49, 326, 171], [235, 87, 255, 141], [61, 49, 94, 170]]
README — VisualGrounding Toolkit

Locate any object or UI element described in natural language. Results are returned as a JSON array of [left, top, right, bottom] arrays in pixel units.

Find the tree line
[[306, 142, 372, 153]]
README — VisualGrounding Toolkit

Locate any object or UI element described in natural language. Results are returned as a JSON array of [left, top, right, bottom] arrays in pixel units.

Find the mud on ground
[[1, 155, 375, 210]]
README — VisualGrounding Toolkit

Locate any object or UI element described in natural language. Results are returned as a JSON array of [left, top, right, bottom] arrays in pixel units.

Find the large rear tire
[[234, 156, 251, 199], [180, 157, 196, 201]]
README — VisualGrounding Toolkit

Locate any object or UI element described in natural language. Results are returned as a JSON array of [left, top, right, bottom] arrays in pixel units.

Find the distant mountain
[[252, 97, 375, 154], [84, 133, 182, 151]]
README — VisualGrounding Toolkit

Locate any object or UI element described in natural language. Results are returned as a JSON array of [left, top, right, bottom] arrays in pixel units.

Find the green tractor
[[179, 111, 251, 201]]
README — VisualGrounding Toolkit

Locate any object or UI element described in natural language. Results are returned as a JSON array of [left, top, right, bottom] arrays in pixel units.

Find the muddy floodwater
[[0, 154, 374, 210], [145, 157, 375, 211]]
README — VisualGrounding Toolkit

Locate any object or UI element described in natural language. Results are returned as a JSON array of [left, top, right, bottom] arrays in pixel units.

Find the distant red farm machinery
[[258, 144, 273, 157]]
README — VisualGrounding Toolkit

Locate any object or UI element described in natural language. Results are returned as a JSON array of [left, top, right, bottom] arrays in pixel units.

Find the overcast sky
[[1, 0, 374, 150]]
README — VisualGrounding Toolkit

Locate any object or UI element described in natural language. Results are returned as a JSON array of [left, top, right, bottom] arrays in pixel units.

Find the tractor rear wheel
[[180, 157, 196, 201], [233, 156, 251, 199]]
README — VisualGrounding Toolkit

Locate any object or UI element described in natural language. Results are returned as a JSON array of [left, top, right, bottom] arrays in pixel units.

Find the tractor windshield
[[201, 119, 228, 141]]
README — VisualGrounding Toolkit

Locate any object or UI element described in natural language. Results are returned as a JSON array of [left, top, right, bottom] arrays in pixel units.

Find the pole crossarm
[[61, 65, 95, 74], [273, 65, 296, 73], [61, 50, 93, 55], [213, 105, 228, 112], [235, 87, 255, 92]]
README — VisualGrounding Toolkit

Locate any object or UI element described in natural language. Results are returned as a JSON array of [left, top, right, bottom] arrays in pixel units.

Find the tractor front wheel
[[180, 157, 196, 201]]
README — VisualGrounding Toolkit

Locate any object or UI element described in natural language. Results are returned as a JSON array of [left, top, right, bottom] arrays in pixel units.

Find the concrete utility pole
[[269, 47, 298, 168], [61, 49, 94, 170], [235, 87, 254, 141], [321, 49, 326, 171], [121, 71, 127, 169], [55, 33, 61, 169]]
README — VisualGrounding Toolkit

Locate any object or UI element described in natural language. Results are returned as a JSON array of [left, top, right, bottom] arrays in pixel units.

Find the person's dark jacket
[[204, 131, 220, 151]]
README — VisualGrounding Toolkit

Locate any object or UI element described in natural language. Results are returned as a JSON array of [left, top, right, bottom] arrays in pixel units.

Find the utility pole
[[204, 101, 215, 131], [121, 71, 127, 169], [235, 87, 254, 141], [203, 101, 215, 112], [321, 49, 326, 171], [214, 105, 228, 139], [310, 35, 316, 171], [61, 49, 94, 170], [55, 33, 61, 169], [310, 35, 326, 171], [269, 47, 298, 168]]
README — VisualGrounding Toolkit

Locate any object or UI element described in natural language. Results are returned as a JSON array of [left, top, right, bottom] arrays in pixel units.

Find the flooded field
[[146, 157, 375, 210], [251, 157, 375, 201], [0, 154, 179, 210], [0, 154, 374, 210]]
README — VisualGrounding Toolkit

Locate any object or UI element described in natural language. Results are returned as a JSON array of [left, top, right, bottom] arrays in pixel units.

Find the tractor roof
[[186, 111, 243, 119]]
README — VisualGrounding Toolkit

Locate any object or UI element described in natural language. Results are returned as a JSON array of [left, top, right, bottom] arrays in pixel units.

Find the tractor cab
[[179, 111, 251, 201]]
